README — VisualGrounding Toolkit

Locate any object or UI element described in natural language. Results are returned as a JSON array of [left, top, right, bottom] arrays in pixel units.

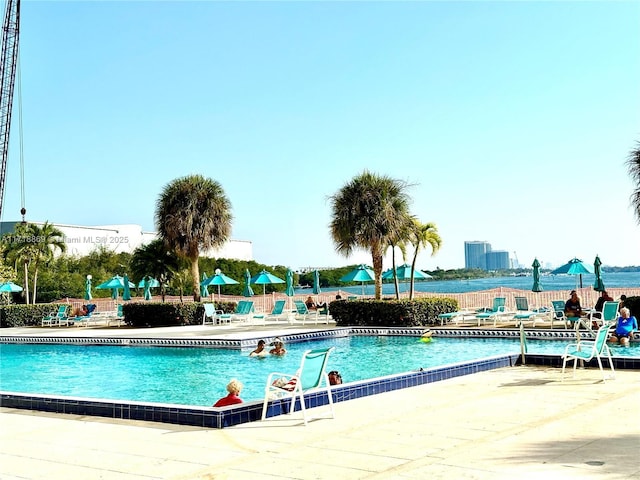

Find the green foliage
[[123, 301, 236, 327], [0, 303, 68, 327], [156, 175, 233, 300], [329, 171, 413, 299], [329, 297, 458, 327]]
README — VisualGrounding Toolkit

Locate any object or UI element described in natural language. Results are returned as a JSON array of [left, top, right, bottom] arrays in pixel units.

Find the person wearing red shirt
[[213, 379, 243, 407]]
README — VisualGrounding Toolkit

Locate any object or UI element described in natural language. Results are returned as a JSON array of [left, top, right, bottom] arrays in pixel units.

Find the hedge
[[329, 297, 459, 327], [0, 304, 69, 327], [122, 301, 239, 327]]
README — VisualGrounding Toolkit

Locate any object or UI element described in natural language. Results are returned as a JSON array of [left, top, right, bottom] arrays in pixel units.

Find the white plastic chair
[[261, 347, 335, 425]]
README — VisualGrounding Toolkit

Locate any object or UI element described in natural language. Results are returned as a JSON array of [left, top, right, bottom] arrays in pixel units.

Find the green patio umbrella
[[201, 269, 239, 302], [531, 259, 543, 292], [551, 258, 594, 289], [84, 275, 92, 301], [251, 269, 285, 296], [0, 281, 22, 292], [96, 275, 135, 300], [201, 272, 210, 298], [593, 255, 605, 292], [313, 270, 321, 295], [122, 274, 132, 301], [340, 264, 375, 296], [285, 269, 295, 297], [139, 275, 160, 301], [382, 263, 432, 294], [137, 277, 160, 288], [242, 269, 254, 297]]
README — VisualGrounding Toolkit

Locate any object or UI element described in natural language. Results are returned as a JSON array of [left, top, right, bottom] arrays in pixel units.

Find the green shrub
[[329, 297, 459, 327], [122, 301, 239, 327], [0, 304, 69, 327]]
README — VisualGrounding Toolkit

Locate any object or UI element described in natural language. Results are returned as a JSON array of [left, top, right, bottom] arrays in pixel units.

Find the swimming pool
[[2, 335, 639, 405]]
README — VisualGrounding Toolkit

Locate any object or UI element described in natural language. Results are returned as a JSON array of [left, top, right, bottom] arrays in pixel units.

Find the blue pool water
[[2, 336, 638, 405]]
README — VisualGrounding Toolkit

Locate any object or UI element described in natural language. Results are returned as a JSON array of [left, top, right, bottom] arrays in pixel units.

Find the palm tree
[[628, 142, 640, 221], [386, 216, 414, 299], [408, 220, 442, 300], [4, 223, 36, 303], [130, 239, 183, 302], [30, 222, 66, 304], [329, 171, 412, 300], [156, 175, 232, 301]]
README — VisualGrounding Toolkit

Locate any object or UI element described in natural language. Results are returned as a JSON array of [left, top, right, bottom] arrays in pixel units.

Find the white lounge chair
[[513, 296, 547, 327], [202, 303, 226, 325], [252, 300, 288, 324]]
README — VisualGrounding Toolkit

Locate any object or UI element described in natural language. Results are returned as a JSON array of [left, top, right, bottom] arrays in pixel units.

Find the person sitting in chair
[[564, 290, 583, 318], [305, 296, 317, 310], [593, 290, 614, 314]]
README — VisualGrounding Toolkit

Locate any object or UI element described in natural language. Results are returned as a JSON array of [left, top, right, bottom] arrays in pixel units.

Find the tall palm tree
[[408, 220, 442, 300], [4, 223, 35, 303], [156, 175, 232, 301], [130, 239, 183, 302], [329, 171, 412, 300], [386, 216, 414, 299], [628, 142, 640, 221], [30, 222, 66, 304]]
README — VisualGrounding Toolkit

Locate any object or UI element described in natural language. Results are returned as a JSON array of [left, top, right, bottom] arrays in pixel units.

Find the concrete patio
[[1, 364, 639, 479]]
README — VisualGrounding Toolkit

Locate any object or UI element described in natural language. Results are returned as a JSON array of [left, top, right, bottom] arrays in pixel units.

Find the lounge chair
[[202, 303, 226, 325], [587, 301, 620, 331], [231, 300, 254, 323], [513, 296, 547, 328], [261, 347, 336, 425], [561, 323, 615, 382], [41, 305, 70, 327], [293, 299, 316, 324], [438, 308, 476, 326], [107, 304, 125, 327], [551, 300, 589, 330], [72, 304, 97, 327], [475, 297, 510, 327], [252, 300, 288, 324]]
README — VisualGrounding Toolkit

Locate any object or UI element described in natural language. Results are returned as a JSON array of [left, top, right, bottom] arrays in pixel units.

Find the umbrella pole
[[519, 321, 526, 365]]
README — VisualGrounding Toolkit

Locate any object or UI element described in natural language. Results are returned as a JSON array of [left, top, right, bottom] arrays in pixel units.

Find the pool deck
[[1, 325, 640, 479]]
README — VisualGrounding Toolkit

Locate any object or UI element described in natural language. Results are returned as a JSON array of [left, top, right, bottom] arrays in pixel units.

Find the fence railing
[[57, 286, 639, 317]]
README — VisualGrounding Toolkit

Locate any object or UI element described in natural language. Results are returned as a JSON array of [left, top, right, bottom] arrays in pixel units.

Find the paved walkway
[[2, 365, 639, 479]]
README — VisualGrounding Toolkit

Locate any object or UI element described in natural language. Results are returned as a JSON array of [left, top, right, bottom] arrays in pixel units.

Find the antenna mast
[[0, 0, 20, 220]]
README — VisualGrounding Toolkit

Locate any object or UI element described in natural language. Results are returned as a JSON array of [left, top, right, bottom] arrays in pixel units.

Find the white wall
[[0, 222, 253, 260]]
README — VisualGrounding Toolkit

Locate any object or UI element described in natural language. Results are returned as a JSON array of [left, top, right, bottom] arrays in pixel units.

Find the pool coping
[[2, 327, 639, 429]]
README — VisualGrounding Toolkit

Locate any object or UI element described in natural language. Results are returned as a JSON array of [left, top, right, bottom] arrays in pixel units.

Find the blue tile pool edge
[[0, 354, 518, 429]]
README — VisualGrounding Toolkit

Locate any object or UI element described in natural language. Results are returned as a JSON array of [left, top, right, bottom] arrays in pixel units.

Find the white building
[[0, 222, 253, 260]]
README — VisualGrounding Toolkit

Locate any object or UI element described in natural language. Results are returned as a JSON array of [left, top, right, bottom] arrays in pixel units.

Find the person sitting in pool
[[270, 340, 286, 356], [564, 290, 584, 318], [213, 379, 243, 407], [249, 339, 267, 357], [608, 307, 638, 347]]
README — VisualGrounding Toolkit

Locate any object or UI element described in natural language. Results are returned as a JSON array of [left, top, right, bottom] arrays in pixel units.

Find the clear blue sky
[[3, 1, 640, 270]]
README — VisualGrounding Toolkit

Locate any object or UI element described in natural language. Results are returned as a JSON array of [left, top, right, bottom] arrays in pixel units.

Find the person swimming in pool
[[249, 339, 267, 357], [269, 338, 286, 356]]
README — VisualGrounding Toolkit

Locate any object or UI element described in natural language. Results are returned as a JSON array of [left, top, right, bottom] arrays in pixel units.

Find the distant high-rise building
[[464, 241, 491, 269], [486, 250, 511, 270]]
